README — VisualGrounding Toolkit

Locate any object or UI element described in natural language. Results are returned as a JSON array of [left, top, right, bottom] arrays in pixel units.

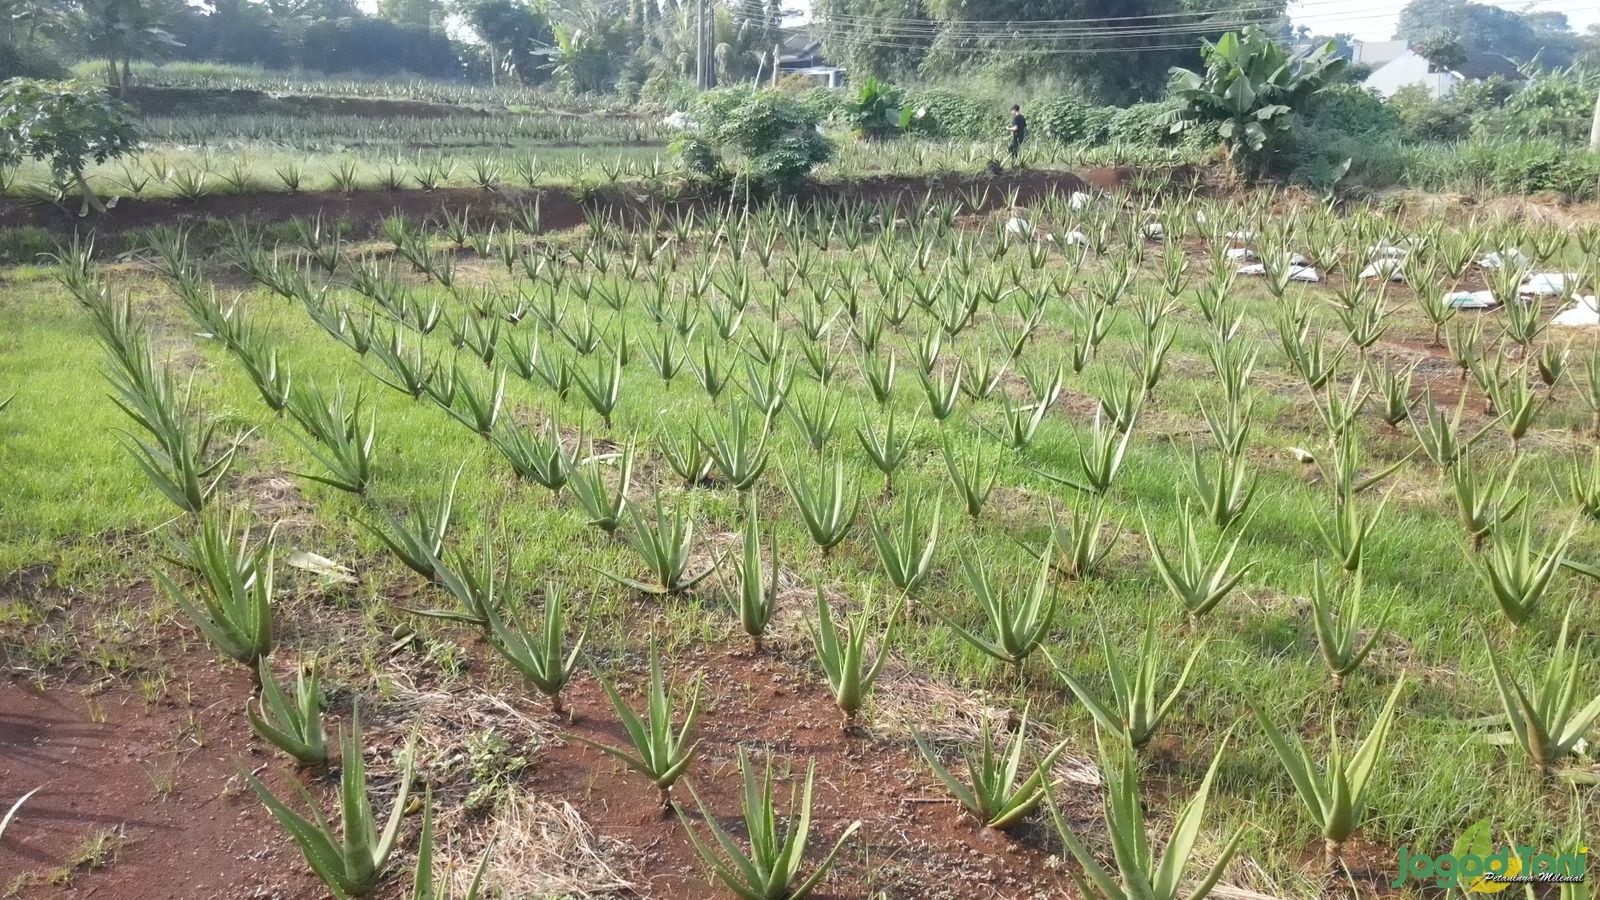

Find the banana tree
[[1163, 27, 1347, 178]]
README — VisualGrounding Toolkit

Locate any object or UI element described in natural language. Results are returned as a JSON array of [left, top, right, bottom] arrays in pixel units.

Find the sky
[[1285, 0, 1598, 41], [775, 0, 1599, 42]]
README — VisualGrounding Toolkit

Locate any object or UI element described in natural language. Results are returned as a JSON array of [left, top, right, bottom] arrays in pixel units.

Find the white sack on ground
[[1552, 296, 1600, 327], [1518, 272, 1580, 296], [1446, 290, 1498, 309], [1479, 249, 1529, 269]]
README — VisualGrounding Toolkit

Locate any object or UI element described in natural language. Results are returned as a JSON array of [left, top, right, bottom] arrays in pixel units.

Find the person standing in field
[[1008, 104, 1027, 161]]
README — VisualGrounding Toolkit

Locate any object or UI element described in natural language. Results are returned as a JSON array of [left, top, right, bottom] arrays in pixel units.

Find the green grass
[[3, 190, 1599, 896]]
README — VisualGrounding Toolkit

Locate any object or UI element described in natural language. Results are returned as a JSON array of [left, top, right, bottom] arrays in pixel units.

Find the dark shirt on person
[[1011, 113, 1027, 141]]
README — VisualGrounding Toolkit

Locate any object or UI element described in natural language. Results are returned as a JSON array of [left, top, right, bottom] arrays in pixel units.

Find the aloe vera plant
[[948, 551, 1057, 682], [1561, 446, 1600, 522], [1483, 606, 1600, 775], [1051, 609, 1200, 749], [360, 466, 460, 580], [492, 417, 571, 493], [1474, 510, 1575, 626], [784, 454, 860, 554], [573, 351, 623, 428], [808, 586, 901, 729], [483, 584, 587, 714], [245, 707, 417, 898], [1252, 676, 1406, 868], [856, 405, 915, 491], [911, 707, 1067, 830], [157, 509, 275, 671], [1453, 448, 1524, 550], [1032, 411, 1135, 496], [699, 405, 770, 491], [248, 658, 328, 768], [410, 788, 488, 900], [444, 367, 505, 438], [870, 486, 940, 592], [677, 749, 862, 900], [569, 443, 634, 533], [606, 490, 713, 595], [108, 353, 244, 515], [1186, 444, 1255, 529], [713, 497, 779, 653], [404, 533, 504, 627], [1034, 497, 1118, 580], [1143, 505, 1254, 623], [1307, 565, 1391, 691], [941, 431, 998, 518], [571, 643, 701, 808], [1048, 736, 1242, 900], [917, 363, 963, 422], [785, 389, 840, 454]]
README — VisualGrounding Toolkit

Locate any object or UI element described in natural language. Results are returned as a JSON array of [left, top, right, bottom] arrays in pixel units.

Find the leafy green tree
[[377, 0, 441, 30], [1415, 30, 1467, 71], [1163, 26, 1346, 177], [454, 0, 553, 85], [78, 0, 184, 96], [0, 79, 139, 213], [845, 76, 909, 139], [1395, 0, 1582, 68]]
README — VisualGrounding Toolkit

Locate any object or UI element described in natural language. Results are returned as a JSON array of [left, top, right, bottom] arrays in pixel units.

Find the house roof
[[1454, 52, 1523, 81]]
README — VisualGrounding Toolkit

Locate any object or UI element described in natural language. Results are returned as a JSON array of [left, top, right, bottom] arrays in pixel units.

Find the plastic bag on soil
[[1069, 191, 1094, 211], [1239, 262, 1320, 282], [1446, 289, 1498, 309], [1553, 295, 1600, 327], [1006, 215, 1031, 236], [1360, 259, 1406, 281], [1518, 272, 1580, 297], [1479, 249, 1530, 269]]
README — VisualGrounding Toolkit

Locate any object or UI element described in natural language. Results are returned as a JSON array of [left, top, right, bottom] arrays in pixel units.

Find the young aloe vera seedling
[[410, 788, 488, 900], [948, 550, 1057, 683], [941, 430, 998, 517], [359, 466, 460, 580], [405, 532, 504, 627], [1252, 676, 1405, 868], [157, 509, 275, 671], [1186, 444, 1255, 530], [1031, 497, 1119, 580], [1453, 447, 1524, 551], [677, 749, 862, 900], [245, 707, 417, 898], [572, 351, 623, 428], [856, 405, 915, 491], [784, 454, 860, 554], [911, 707, 1068, 830], [867, 491, 940, 593], [1143, 505, 1254, 623], [808, 586, 902, 730], [1474, 510, 1576, 626], [1047, 611, 1200, 749], [1561, 446, 1600, 522], [571, 643, 701, 809], [1315, 487, 1389, 574], [1307, 564, 1391, 691], [484, 584, 588, 715], [247, 658, 327, 768], [445, 367, 505, 438], [1032, 411, 1135, 496], [605, 490, 713, 595], [492, 417, 571, 493], [568, 442, 634, 533], [698, 404, 770, 491], [1048, 735, 1242, 900], [1483, 606, 1600, 775], [713, 497, 778, 653]]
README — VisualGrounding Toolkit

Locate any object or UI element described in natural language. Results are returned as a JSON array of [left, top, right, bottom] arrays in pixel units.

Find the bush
[[1106, 101, 1173, 147], [901, 88, 993, 139], [1301, 83, 1401, 138], [1032, 96, 1101, 144], [0, 79, 139, 212], [673, 85, 834, 192]]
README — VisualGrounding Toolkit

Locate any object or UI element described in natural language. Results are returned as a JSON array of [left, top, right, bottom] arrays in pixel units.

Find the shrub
[[1032, 96, 1099, 144], [1301, 83, 1401, 137], [844, 76, 907, 139], [1106, 101, 1174, 147], [673, 85, 834, 192], [902, 87, 993, 139]]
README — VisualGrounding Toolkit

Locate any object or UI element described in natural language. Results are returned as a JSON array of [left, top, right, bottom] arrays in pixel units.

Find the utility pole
[[1589, 83, 1599, 151], [694, 0, 705, 90]]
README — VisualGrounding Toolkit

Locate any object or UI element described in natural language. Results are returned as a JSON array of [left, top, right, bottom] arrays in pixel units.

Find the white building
[[1352, 39, 1523, 99]]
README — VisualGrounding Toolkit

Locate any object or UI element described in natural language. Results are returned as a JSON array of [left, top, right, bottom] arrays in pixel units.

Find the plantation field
[[1, 178, 1598, 899]]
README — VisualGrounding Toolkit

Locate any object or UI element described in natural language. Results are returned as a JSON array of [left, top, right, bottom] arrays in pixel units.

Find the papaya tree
[[0, 79, 139, 215]]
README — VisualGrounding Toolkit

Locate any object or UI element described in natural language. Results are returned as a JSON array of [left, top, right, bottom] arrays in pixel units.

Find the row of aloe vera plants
[[51, 179, 1599, 897]]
